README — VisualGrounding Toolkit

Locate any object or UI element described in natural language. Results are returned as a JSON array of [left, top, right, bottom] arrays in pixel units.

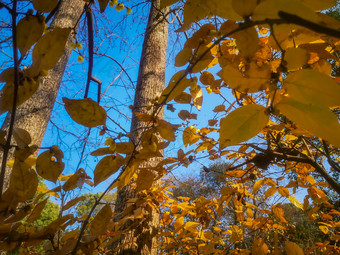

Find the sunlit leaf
[[157, 119, 176, 141], [219, 104, 269, 148], [265, 186, 277, 198], [278, 186, 289, 197], [319, 225, 329, 234], [183, 0, 209, 23], [288, 196, 303, 210], [252, 237, 269, 255], [17, 15, 45, 55], [183, 126, 201, 147], [276, 97, 340, 147], [190, 84, 203, 110], [284, 69, 340, 107], [90, 204, 112, 236], [273, 205, 287, 223], [253, 179, 264, 194], [221, 62, 271, 93], [63, 98, 107, 127]]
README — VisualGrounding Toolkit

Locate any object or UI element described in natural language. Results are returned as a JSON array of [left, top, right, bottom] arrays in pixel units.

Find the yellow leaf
[[91, 147, 115, 156], [319, 225, 329, 234], [160, 0, 179, 9], [252, 237, 269, 255], [174, 92, 192, 104], [183, 0, 209, 23], [94, 155, 124, 186], [184, 221, 200, 233], [158, 71, 191, 104], [265, 186, 277, 198], [229, 225, 243, 243], [190, 84, 203, 110], [31, 28, 71, 75], [157, 119, 176, 141], [175, 48, 192, 67], [232, 0, 258, 17], [0, 77, 39, 114], [63, 196, 85, 211], [234, 27, 259, 59], [288, 196, 304, 210], [17, 15, 45, 55], [33, 0, 58, 13], [115, 142, 135, 154], [191, 45, 218, 73], [90, 204, 112, 236], [253, 0, 320, 23], [306, 175, 315, 185], [9, 161, 38, 202], [25, 198, 48, 224], [98, 0, 109, 13], [284, 69, 340, 107], [253, 179, 264, 194], [219, 104, 269, 148], [112, 161, 140, 191], [284, 241, 304, 255], [136, 169, 154, 191], [300, 0, 337, 11], [198, 0, 242, 21], [63, 98, 107, 127], [63, 168, 87, 191], [13, 128, 31, 148], [221, 62, 271, 93], [278, 186, 289, 197], [273, 205, 287, 223], [36, 147, 65, 183], [183, 126, 201, 147], [285, 48, 309, 71], [276, 97, 340, 147], [200, 71, 215, 85]]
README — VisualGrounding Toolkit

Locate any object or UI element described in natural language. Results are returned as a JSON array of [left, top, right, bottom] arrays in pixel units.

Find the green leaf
[[219, 104, 269, 148]]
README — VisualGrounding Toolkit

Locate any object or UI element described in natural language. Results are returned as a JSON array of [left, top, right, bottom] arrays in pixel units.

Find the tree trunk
[[1, 0, 85, 190], [113, 1, 169, 254]]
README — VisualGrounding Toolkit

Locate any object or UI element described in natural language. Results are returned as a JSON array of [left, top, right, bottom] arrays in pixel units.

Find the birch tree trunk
[[113, 0, 169, 254], [1, 0, 85, 190]]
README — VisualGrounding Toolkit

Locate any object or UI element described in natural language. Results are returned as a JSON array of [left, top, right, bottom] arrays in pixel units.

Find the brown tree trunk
[[113, 1, 169, 254], [1, 0, 85, 190]]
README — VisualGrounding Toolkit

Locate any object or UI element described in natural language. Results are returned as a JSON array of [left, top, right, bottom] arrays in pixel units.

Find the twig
[[0, 0, 18, 197]]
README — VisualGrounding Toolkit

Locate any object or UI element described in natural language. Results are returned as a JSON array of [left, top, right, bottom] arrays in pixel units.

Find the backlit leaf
[[288, 196, 303, 210], [219, 104, 269, 148], [136, 169, 154, 191], [273, 205, 287, 223], [265, 186, 277, 198], [13, 128, 31, 148], [36, 146, 65, 183], [276, 97, 340, 147], [190, 84, 203, 110], [285, 48, 308, 71], [183, 126, 201, 147], [9, 161, 38, 202], [32, 28, 71, 73], [0, 77, 39, 114], [284, 241, 304, 255], [198, 0, 242, 21], [175, 48, 192, 67], [157, 119, 176, 141], [232, 0, 258, 17], [160, 0, 179, 9], [278, 186, 289, 197], [90, 204, 112, 236], [158, 71, 191, 104], [284, 69, 340, 107], [63, 196, 85, 211], [25, 198, 48, 224], [300, 0, 337, 10], [252, 237, 269, 255], [234, 27, 259, 59], [253, 179, 264, 194], [63, 98, 107, 127], [17, 15, 45, 55], [94, 155, 124, 186], [63, 168, 87, 191], [33, 0, 58, 13], [221, 62, 271, 93], [183, 0, 209, 23], [115, 142, 135, 154]]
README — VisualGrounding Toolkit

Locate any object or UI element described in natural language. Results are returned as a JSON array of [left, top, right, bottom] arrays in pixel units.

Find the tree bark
[[1, 0, 85, 190], [113, 1, 169, 254]]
